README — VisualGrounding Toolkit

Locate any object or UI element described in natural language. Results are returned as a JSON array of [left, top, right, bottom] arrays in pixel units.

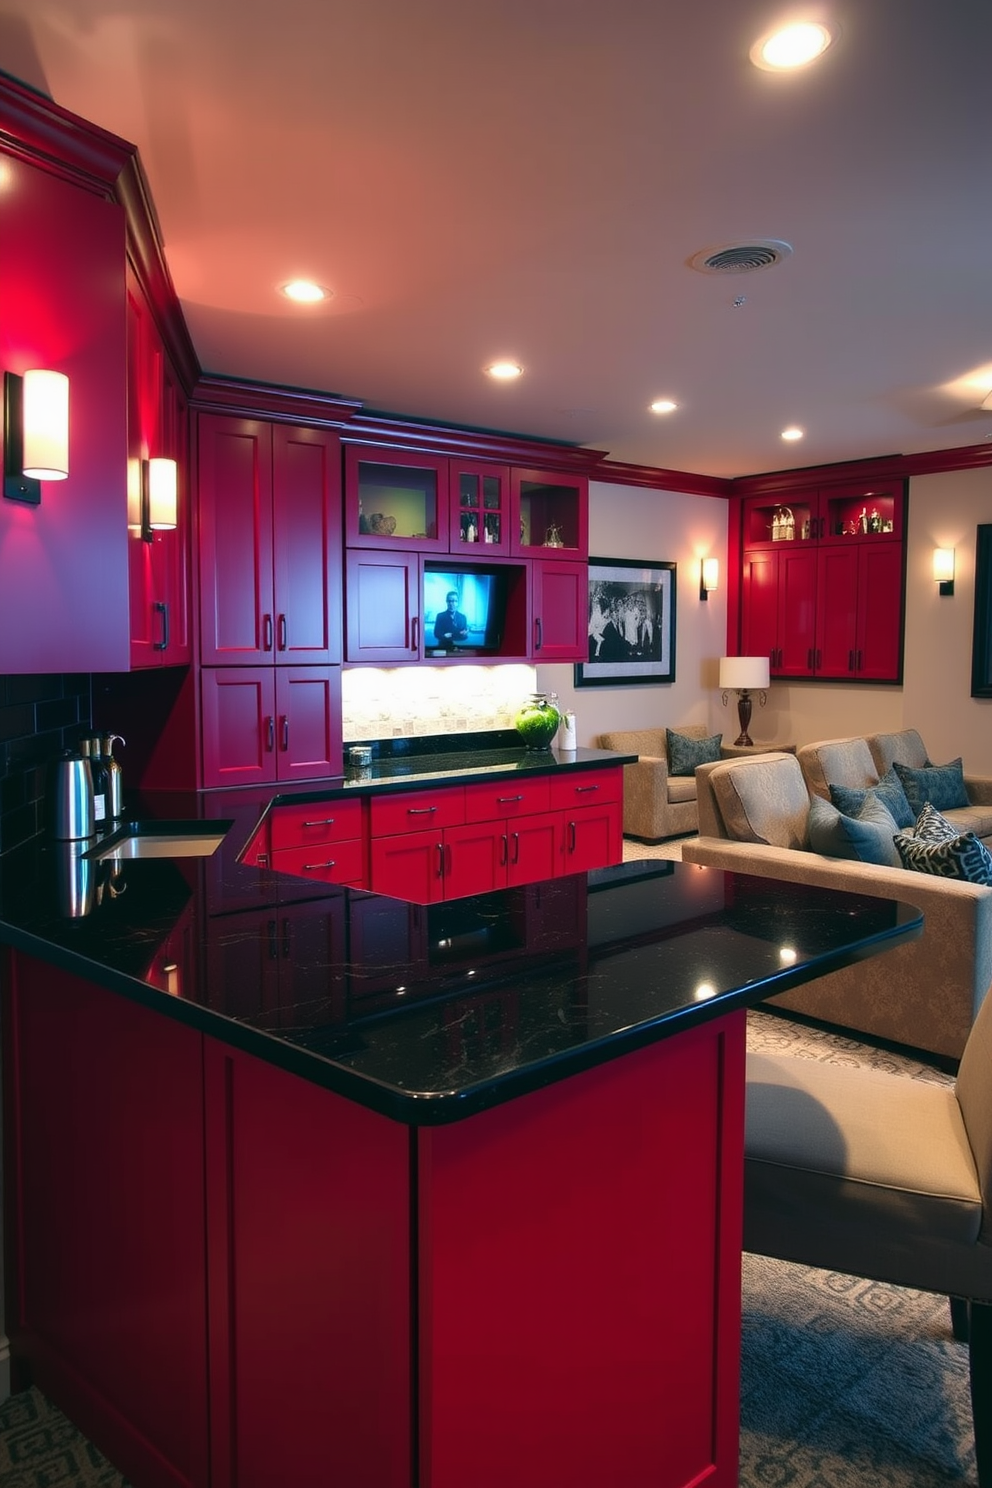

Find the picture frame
[[573, 556, 676, 687], [971, 524, 992, 699]]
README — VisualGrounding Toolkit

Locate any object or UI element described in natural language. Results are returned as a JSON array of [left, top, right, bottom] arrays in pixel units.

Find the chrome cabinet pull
[[302, 817, 336, 829], [497, 794, 524, 803], [303, 860, 336, 871]]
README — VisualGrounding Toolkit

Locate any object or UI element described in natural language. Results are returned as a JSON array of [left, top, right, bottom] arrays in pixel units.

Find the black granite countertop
[[0, 766, 923, 1124]]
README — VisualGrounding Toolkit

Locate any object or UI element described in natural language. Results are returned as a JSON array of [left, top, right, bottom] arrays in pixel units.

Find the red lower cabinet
[[200, 665, 342, 787], [6, 953, 745, 1488]]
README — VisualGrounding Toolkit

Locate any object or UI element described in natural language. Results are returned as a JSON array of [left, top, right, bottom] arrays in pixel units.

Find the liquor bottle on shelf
[[82, 737, 109, 827]]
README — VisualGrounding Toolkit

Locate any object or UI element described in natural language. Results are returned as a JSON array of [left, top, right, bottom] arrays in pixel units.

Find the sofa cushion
[[807, 794, 902, 868], [893, 757, 969, 813], [894, 828, 992, 885], [709, 754, 810, 849], [667, 775, 699, 804], [868, 729, 929, 776], [798, 737, 878, 801], [828, 767, 915, 830], [912, 802, 959, 843], [666, 728, 722, 776]]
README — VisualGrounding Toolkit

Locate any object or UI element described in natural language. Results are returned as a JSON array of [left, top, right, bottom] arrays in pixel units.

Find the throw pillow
[[894, 829, 992, 885], [828, 767, 915, 829], [892, 757, 969, 814], [666, 729, 722, 777], [807, 793, 902, 868], [912, 801, 959, 844]]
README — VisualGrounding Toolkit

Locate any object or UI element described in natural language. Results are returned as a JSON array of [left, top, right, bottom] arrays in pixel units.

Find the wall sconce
[[3, 369, 70, 505], [700, 557, 719, 600], [933, 547, 955, 596], [141, 457, 178, 540], [719, 655, 770, 746]]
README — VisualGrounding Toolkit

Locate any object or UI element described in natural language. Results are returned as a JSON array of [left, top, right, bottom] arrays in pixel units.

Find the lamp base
[[734, 690, 754, 748]]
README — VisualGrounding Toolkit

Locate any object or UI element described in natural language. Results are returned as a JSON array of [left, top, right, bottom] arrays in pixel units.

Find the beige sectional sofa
[[682, 736, 992, 1061]]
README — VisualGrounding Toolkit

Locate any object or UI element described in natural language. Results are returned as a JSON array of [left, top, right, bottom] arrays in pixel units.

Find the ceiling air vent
[[689, 240, 793, 274]]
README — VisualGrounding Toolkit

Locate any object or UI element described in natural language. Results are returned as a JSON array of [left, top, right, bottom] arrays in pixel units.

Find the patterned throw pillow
[[912, 801, 959, 843], [828, 767, 915, 829], [892, 757, 969, 813], [807, 793, 902, 868], [894, 829, 992, 885], [666, 729, 723, 777]]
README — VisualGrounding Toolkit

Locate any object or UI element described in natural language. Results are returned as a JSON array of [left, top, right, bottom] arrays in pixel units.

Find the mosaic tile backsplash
[[342, 664, 538, 743]]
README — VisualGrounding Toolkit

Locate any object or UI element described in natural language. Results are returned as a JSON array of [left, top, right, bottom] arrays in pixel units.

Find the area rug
[[0, 1011, 973, 1488]]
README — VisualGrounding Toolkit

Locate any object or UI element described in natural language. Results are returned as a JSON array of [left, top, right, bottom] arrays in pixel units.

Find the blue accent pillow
[[808, 793, 902, 868], [828, 767, 915, 829], [894, 829, 992, 885], [666, 729, 722, 777], [892, 758, 969, 814]]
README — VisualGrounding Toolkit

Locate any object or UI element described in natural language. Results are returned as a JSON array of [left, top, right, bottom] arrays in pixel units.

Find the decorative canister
[[514, 692, 561, 751]]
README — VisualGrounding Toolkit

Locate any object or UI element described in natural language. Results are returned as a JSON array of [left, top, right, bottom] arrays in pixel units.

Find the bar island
[[0, 783, 923, 1488]]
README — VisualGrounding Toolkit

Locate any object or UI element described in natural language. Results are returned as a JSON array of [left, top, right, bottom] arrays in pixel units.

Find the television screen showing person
[[433, 590, 469, 649]]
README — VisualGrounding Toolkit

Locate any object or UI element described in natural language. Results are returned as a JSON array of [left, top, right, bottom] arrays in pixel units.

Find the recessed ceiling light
[[649, 399, 678, 414], [486, 361, 523, 380], [282, 280, 327, 303], [781, 426, 805, 441], [750, 21, 833, 71]]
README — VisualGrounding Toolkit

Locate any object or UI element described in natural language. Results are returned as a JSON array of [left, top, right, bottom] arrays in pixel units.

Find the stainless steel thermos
[[50, 749, 96, 840]]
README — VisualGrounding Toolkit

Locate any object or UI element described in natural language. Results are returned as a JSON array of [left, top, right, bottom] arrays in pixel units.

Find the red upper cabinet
[[448, 459, 511, 555], [530, 559, 587, 662], [510, 470, 588, 560], [741, 480, 904, 549], [200, 665, 343, 789], [344, 446, 450, 551], [126, 271, 191, 668], [198, 413, 342, 666]]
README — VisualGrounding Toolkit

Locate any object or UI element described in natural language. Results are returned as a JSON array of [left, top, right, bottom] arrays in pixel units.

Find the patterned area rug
[[0, 883, 973, 1487]]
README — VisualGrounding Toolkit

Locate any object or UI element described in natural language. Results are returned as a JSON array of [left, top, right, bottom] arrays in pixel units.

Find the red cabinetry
[[200, 665, 342, 789], [269, 796, 367, 888], [739, 478, 906, 681]]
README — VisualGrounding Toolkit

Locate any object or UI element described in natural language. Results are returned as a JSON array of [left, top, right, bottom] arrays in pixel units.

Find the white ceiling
[[2, 0, 991, 478]]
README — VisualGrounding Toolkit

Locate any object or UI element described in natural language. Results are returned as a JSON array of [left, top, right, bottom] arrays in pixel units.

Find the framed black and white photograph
[[971, 524, 992, 698], [573, 556, 676, 687]]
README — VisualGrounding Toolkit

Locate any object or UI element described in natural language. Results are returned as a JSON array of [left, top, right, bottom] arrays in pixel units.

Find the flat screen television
[[423, 566, 507, 656]]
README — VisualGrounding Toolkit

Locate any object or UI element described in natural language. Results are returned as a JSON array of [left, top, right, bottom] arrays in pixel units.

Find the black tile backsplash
[[0, 674, 93, 855]]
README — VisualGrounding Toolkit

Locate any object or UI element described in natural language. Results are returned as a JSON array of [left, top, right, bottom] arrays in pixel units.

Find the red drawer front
[[270, 838, 366, 886], [548, 767, 623, 810], [270, 798, 364, 851], [370, 788, 466, 836], [464, 777, 551, 820]]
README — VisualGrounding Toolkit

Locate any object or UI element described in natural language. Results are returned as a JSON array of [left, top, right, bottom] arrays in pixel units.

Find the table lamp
[[719, 656, 770, 746]]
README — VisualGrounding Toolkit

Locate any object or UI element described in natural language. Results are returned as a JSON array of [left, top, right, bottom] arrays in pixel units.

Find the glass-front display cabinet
[[510, 469, 589, 560], [449, 459, 510, 555], [344, 447, 450, 550]]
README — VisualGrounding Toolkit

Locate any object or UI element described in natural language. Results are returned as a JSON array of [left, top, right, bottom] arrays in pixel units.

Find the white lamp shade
[[932, 548, 955, 584], [147, 457, 178, 529], [719, 655, 770, 690], [21, 369, 69, 480], [701, 557, 719, 592]]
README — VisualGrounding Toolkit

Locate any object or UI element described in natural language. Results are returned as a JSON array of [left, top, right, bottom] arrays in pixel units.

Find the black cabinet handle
[[856, 649, 862, 672], [265, 716, 275, 751], [267, 918, 278, 959], [815, 649, 822, 669], [153, 601, 169, 651], [278, 613, 287, 651], [411, 616, 420, 652], [535, 617, 543, 652], [281, 715, 289, 751], [281, 919, 292, 959], [511, 832, 520, 865], [807, 649, 813, 670], [263, 614, 273, 651], [500, 834, 508, 866], [436, 842, 444, 879], [569, 821, 577, 853], [849, 650, 855, 672]]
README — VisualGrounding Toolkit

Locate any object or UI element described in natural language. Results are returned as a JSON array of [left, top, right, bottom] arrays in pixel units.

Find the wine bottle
[[83, 737, 109, 826]]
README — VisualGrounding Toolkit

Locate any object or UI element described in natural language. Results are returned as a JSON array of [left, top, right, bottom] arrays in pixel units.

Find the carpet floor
[[0, 836, 975, 1486]]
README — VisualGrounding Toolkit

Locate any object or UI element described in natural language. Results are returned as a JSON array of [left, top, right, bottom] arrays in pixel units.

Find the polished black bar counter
[[0, 763, 923, 1124]]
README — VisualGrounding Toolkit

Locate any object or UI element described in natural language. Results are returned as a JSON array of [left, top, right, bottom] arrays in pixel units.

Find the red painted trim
[[118, 156, 200, 393], [191, 374, 363, 428], [731, 443, 992, 497], [344, 413, 609, 474], [593, 460, 733, 497], [0, 72, 133, 193]]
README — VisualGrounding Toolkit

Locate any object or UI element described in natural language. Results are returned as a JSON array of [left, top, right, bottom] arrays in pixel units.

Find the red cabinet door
[[344, 445, 450, 549], [506, 812, 561, 886], [815, 544, 860, 676], [371, 828, 446, 902], [776, 546, 818, 676], [198, 415, 275, 665], [448, 459, 511, 554], [856, 542, 904, 680], [345, 550, 422, 662], [445, 819, 508, 896], [200, 667, 277, 788], [561, 800, 622, 873], [272, 424, 342, 664], [530, 558, 587, 662], [741, 549, 779, 666], [274, 666, 343, 781], [510, 469, 589, 558]]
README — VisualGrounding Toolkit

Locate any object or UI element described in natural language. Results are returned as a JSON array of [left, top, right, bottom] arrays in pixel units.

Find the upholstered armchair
[[597, 724, 727, 842]]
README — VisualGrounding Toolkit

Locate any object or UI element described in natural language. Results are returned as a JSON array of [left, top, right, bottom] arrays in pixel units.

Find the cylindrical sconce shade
[[147, 457, 178, 530], [21, 369, 69, 480], [719, 655, 770, 691], [701, 558, 719, 593], [932, 548, 955, 583]]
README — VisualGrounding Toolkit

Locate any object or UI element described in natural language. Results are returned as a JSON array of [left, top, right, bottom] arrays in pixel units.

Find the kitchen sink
[[83, 819, 234, 861]]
